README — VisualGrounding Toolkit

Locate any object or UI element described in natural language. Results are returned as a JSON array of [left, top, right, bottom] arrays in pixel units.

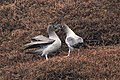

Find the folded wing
[[26, 49, 43, 55], [67, 37, 83, 48], [24, 39, 55, 49], [32, 35, 53, 41]]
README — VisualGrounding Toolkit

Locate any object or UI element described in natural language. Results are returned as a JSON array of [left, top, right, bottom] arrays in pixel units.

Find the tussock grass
[[0, 0, 120, 80]]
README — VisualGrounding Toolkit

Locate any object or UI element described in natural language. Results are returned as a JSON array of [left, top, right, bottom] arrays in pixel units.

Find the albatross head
[[54, 24, 64, 31], [47, 25, 62, 32], [47, 25, 55, 32], [54, 23, 73, 34]]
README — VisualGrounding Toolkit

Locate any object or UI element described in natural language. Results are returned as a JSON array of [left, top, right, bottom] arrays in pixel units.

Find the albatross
[[24, 25, 61, 60], [56, 23, 84, 56]]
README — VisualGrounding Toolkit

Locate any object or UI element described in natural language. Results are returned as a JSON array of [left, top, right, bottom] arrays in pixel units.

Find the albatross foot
[[64, 54, 70, 58]]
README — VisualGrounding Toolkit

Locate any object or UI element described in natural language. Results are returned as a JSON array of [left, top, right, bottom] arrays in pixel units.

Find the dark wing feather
[[24, 40, 55, 49], [26, 49, 43, 55], [72, 43, 83, 48]]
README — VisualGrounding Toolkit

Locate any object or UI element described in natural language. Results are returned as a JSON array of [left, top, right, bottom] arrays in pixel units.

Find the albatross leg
[[64, 48, 71, 57], [45, 55, 48, 60], [77, 49, 80, 56], [67, 48, 71, 56], [67, 47, 73, 57]]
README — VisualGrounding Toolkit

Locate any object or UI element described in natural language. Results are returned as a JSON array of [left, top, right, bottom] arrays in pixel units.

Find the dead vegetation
[[0, 0, 120, 80]]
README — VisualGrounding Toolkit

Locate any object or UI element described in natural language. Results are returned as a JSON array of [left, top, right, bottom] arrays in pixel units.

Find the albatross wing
[[31, 35, 54, 42], [66, 36, 83, 48], [24, 40, 55, 49]]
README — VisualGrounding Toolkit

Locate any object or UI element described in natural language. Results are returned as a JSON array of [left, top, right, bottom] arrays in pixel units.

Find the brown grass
[[0, 0, 120, 80], [0, 46, 120, 80]]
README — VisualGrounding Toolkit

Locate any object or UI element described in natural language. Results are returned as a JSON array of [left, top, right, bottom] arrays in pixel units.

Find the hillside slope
[[0, 46, 120, 80], [0, 0, 120, 80]]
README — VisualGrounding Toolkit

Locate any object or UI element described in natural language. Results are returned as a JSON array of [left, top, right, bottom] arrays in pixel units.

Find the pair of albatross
[[24, 24, 84, 60]]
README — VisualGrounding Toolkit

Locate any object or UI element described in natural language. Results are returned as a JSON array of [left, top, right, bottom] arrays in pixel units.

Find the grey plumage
[[56, 23, 83, 56], [31, 35, 54, 42], [24, 25, 61, 60], [24, 40, 54, 49], [66, 37, 83, 48], [29, 49, 43, 55]]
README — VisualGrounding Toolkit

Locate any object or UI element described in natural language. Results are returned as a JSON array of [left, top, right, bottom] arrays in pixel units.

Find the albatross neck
[[48, 31, 59, 40], [64, 25, 75, 36]]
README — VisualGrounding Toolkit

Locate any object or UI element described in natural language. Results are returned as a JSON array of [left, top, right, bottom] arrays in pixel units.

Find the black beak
[[54, 24, 63, 32]]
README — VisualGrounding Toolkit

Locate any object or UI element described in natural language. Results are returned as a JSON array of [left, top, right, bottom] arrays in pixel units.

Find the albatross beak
[[54, 24, 63, 32]]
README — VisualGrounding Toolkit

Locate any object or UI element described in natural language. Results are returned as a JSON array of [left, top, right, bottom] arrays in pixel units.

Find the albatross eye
[[49, 25, 53, 28], [53, 25, 55, 28]]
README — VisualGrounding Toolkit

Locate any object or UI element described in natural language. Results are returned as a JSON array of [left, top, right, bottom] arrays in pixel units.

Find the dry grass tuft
[[0, 0, 120, 80]]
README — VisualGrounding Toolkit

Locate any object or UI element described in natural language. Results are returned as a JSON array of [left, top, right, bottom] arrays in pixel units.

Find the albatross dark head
[[54, 24, 64, 32], [47, 25, 55, 32], [47, 25, 62, 34]]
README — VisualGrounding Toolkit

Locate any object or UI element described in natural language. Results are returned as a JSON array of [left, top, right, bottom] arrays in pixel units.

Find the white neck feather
[[63, 24, 76, 36], [49, 31, 61, 43]]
